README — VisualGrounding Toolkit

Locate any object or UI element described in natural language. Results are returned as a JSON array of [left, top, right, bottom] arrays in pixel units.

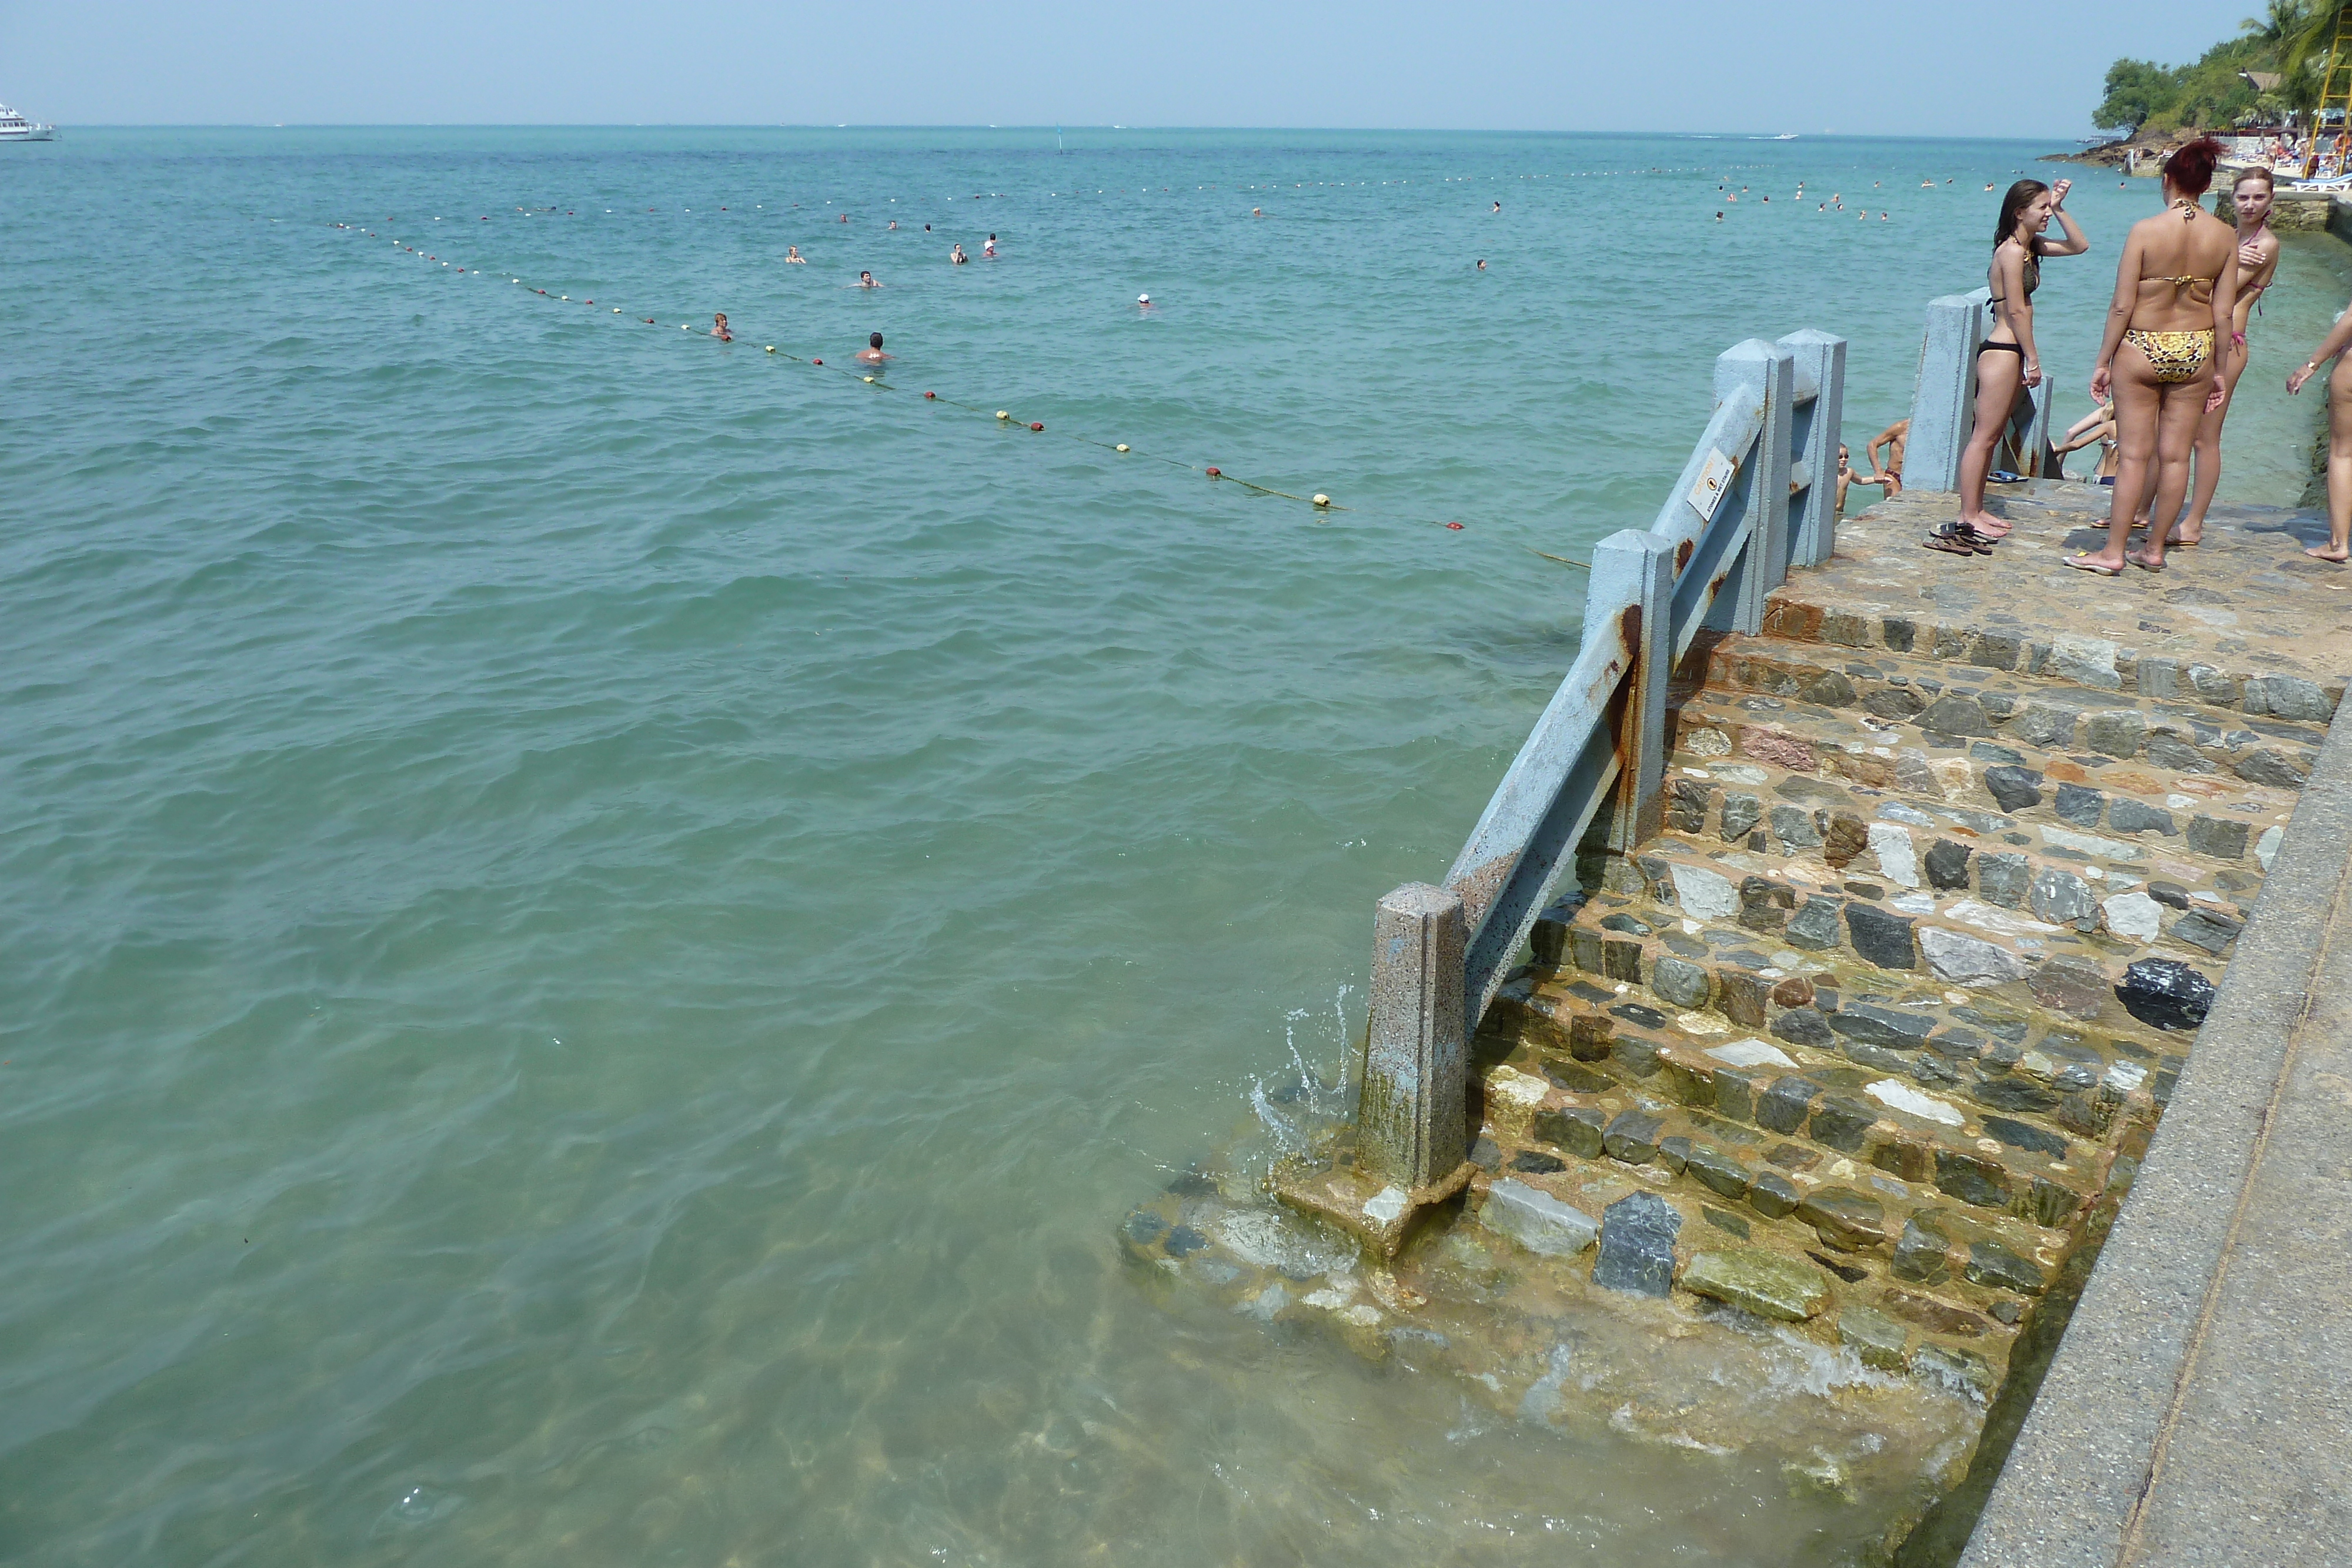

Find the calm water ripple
[[2, 127, 2342, 1564]]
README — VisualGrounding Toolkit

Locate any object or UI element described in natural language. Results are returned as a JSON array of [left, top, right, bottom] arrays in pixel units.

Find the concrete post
[[1594, 530, 1676, 852], [1705, 339, 1795, 635], [1357, 882, 1468, 1189], [1779, 329, 1846, 569], [1906, 290, 1989, 492], [2021, 376, 2056, 477]]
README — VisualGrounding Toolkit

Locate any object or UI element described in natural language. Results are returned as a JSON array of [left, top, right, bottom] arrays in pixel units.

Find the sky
[[0, 0, 2249, 136]]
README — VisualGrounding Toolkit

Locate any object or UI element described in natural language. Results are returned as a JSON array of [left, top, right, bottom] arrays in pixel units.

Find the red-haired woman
[[2163, 165, 2280, 546], [1940, 178, 2087, 552], [2067, 138, 2238, 575]]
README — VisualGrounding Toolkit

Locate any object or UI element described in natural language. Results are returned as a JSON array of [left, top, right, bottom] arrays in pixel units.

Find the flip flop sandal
[[1924, 527, 1985, 557], [1956, 524, 2004, 547], [2126, 550, 2165, 573], [2063, 554, 2124, 576]]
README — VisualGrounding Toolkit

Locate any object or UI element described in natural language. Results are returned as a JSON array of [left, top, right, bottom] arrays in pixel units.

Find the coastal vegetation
[[2096, 2, 2337, 135]]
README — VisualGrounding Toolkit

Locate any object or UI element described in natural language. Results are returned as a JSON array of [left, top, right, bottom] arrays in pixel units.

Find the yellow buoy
[[1312, 493, 1331, 507], [1115, 444, 1129, 453], [863, 375, 876, 383]]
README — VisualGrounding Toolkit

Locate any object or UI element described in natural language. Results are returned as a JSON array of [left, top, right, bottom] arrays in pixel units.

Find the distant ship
[[1, 103, 56, 142]]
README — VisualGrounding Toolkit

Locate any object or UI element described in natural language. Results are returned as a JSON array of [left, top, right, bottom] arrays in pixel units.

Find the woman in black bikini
[[1936, 179, 2087, 554]]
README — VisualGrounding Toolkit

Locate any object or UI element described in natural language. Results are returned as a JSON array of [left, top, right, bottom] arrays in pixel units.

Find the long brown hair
[[1994, 179, 2048, 251]]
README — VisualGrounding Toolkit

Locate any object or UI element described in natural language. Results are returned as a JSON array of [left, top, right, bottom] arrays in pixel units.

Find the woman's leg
[[2077, 349, 2164, 570], [1959, 351, 2023, 533], [2132, 378, 2211, 569], [2313, 357, 2352, 561], [2173, 341, 2247, 544]]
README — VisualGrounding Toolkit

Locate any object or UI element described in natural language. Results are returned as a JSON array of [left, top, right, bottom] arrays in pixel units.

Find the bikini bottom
[[2122, 328, 2213, 384], [1978, 340, 2024, 359]]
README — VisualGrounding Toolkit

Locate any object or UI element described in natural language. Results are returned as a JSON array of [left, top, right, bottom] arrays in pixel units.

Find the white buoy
[[766, 345, 776, 352], [996, 410, 1010, 420], [1115, 444, 1130, 453], [1313, 494, 1331, 507]]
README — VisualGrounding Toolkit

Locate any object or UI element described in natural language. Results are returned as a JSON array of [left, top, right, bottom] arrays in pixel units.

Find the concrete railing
[[1355, 330, 1846, 1189], [1906, 288, 2059, 492]]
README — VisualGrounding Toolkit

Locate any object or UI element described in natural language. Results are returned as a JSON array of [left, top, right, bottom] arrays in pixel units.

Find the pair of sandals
[[1923, 521, 2003, 556], [2063, 549, 2164, 576]]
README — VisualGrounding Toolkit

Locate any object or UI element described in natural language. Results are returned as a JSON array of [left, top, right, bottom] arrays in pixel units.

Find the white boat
[[0, 103, 56, 142]]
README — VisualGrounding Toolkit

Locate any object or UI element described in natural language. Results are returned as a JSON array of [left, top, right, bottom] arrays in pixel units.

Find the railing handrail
[[1353, 329, 1845, 1192]]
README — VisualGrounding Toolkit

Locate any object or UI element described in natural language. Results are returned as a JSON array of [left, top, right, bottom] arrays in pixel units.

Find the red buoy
[[1445, 521, 1465, 530], [924, 390, 937, 399], [812, 357, 823, 365], [1030, 422, 1044, 432], [1205, 467, 1221, 478]]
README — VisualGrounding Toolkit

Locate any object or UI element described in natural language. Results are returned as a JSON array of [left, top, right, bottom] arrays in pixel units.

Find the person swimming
[[984, 233, 997, 258], [1476, 258, 1486, 270], [1137, 293, 1153, 309], [888, 219, 898, 230], [711, 313, 732, 341], [786, 246, 806, 263], [858, 270, 882, 287], [856, 332, 890, 363], [1252, 207, 1262, 216], [1492, 200, 1501, 213], [950, 243, 968, 264]]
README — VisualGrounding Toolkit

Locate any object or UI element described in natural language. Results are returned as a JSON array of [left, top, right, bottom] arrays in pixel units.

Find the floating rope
[[331, 220, 1588, 558]]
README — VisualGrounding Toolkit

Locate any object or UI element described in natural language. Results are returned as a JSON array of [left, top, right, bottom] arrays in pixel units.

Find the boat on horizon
[[1, 102, 56, 141]]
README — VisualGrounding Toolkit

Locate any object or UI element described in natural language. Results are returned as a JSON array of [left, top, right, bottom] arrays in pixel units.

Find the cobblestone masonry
[[1123, 480, 2351, 1559]]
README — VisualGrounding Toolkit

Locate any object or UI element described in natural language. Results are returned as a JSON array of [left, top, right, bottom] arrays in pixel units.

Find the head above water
[[1137, 293, 1150, 304], [1993, 179, 2050, 248], [2163, 137, 2224, 201], [870, 332, 884, 349]]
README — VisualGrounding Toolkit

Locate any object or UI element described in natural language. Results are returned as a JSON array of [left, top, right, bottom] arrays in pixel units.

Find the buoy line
[[329, 221, 1589, 559]]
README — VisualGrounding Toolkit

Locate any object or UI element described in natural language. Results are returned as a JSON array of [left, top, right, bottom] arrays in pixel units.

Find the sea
[[4, 127, 2345, 1566]]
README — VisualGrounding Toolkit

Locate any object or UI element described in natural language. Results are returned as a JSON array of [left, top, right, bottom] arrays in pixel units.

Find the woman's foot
[[2307, 542, 2351, 562], [1959, 512, 2011, 538], [2165, 525, 2202, 547], [2064, 554, 2125, 576], [2126, 548, 2165, 572]]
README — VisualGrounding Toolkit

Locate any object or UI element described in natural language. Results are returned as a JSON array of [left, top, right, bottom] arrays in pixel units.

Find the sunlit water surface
[[3, 128, 2342, 1565]]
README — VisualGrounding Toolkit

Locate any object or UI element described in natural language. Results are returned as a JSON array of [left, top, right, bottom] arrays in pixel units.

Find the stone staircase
[[1465, 567, 2326, 1394]]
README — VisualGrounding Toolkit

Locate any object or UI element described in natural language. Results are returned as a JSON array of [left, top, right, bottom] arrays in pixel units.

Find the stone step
[[1613, 815, 2257, 976], [1667, 689, 2298, 860], [1690, 635, 2326, 790], [1756, 590, 2344, 728], [1492, 942, 2177, 1213], [1463, 1014, 2116, 1380]]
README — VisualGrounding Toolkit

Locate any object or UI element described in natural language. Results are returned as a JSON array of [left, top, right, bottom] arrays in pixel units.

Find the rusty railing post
[[1595, 529, 1676, 852], [1357, 882, 1468, 1189], [1704, 339, 1795, 634]]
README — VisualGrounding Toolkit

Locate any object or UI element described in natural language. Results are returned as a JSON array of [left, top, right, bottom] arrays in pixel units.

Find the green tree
[[2096, 59, 2178, 131]]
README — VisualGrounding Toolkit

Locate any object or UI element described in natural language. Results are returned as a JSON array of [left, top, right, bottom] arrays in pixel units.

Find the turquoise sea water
[[4, 128, 2345, 1566]]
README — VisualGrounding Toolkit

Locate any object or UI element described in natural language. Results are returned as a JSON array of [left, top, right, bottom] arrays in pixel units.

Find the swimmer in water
[[950, 243, 968, 264], [858, 270, 881, 287], [1715, 211, 1723, 221], [786, 245, 806, 263], [711, 313, 732, 341], [984, 233, 997, 258], [838, 212, 850, 223], [1252, 207, 1262, 216], [1492, 200, 1502, 213], [888, 219, 898, 229], [856, 332, 890, 363], [1137, 293, 1154, 309], [1476, 258, 1486, 270]]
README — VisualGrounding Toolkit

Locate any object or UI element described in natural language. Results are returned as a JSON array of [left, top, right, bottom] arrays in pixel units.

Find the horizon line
[[24, 123, 2103, 143]]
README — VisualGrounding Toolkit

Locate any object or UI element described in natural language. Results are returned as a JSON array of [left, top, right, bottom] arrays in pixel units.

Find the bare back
[[2122, 206, 2237, 332]]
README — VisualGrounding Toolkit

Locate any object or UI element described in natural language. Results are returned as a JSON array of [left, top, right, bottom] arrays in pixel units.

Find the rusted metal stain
[[1675, 539, 1695, 574]]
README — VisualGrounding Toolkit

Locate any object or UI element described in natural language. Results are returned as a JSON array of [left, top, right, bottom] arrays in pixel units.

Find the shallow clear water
[[2, 128, 2341, 1566]]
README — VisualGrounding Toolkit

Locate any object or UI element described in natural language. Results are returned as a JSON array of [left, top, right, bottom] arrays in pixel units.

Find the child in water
[[711, 313, 732, 341]]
